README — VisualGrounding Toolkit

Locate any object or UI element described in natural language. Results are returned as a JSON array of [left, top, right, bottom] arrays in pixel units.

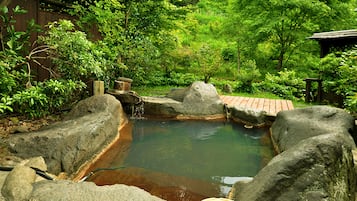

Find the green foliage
[[319, 48, 357, 112], [13, 86, 49, 118], [39, 20, 105, 81], [0, 5, 40, 116], [227, 0, 356, 71], [71, 0, 187, 84], [257, 69, 305, 100], [9, 79, 85, 118], [0, 5, 40, 53], [236, 60, 261, 93], [137, 71, 198, 87], [346, 94, 357, 114], [193, 44, 222, 82], [221, 47, 236, 62], [168, 72, 198, 86], [41, 79, 86, 112], [0, 9, 92, 118], [0, 95, 13, 113]]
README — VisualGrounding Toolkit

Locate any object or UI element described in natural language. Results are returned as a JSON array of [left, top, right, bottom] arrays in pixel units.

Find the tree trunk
[[277, 51, 284, 70], [237, 40, 241, 73]]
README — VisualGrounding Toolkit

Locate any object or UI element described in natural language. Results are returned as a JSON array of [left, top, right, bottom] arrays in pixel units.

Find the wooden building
[[309, 29, 357, 57], [307, 30, 357, 105]]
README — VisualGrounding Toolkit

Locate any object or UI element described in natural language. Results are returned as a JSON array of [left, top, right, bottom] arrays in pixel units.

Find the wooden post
[[304, 78, 323, 103], [305, 79, 312, 102], [93, 81, 104, 96]]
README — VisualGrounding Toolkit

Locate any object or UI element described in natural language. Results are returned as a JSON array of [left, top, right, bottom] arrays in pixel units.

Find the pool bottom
[[89, 167, 221, 201]]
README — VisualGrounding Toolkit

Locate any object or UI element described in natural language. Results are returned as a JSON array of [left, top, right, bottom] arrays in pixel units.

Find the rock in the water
[[7, 94, 126, 175], [232, 133, 356, 201], [1, 165, 36, 201], [231, 106, 357, 201], [29, 180, 165, 201], [230, 106, 267, 126], [144, 81, 225, 118]]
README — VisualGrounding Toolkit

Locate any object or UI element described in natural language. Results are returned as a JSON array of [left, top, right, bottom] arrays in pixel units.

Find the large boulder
[[271, 105, 356, 152], [1, 165, 36, 201], [231, 106, 357, 201], [1, 157, 48, 201], [143, 81, 225, 118], [7, 94, 126, 175]]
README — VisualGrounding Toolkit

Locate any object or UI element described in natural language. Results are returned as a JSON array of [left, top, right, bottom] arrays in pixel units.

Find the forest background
[[1, 0, 357, 118]]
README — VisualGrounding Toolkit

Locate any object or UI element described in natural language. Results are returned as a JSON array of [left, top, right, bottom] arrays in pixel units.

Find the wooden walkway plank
[[240, 97, 250, 107], [280, 99, 289, 111], [257, 98, 265, 110], [287, 100, 294, 110], [263, 98, 270, 114], [220, 95, 294, 117], [275, 99, 282, 115], [246, 97, 255, 108]]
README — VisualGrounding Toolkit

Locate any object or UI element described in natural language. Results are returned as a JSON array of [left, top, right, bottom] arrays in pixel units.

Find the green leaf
[[13, 5, 27, 14], [6, 40, 13, 49], [0, 6, 8, 14]]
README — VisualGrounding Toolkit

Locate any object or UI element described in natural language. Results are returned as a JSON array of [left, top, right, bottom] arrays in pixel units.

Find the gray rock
[[232, 133, 356, 201], [1, 165, 36, 201], [7, 94, 125, 175], [222, 83, 233, 94], [271, 105, 356, 152], [0, 172, 8, 201], [29, 180, 165, 201], [24, 157, 47, 172], [144, 81, 225, 118], [230, 106, 267, 126], [231, 106, 357, 201]]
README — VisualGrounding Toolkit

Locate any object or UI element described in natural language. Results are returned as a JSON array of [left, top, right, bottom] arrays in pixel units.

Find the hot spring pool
[[86, 119, 274, 201]]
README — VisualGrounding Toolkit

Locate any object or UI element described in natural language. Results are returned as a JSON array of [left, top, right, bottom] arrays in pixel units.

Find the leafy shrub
[[42, 79, 86, 112], [10, 79, 85, 118], [221, 47, 236, 61], [39, 20, 106, 81], [13, 86, 49, 118], [136, 71, 199, 87], [319, 49, 357, 112], [346, 94, 357, 115], [0, 10, 99, 118], [0, 5, 40, 116], [0, 96, 13, 113], [168, 72, 198, 86], [257, 69, 305, 100], [236, 60, 261, 93]]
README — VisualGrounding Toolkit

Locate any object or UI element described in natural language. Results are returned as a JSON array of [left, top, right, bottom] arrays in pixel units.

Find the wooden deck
[[220, 95, 294, 116]]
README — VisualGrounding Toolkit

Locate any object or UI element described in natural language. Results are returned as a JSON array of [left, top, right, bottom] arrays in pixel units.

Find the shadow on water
[[84, 119, 275, 201]]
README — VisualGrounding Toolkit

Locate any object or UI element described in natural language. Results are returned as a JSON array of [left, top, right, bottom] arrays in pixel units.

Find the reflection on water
[[212, 176, 253, 195], [87, 120, 274, 201]]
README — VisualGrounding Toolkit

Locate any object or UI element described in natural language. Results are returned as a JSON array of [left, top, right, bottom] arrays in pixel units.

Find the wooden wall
[[4, 0, 100, 81]]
